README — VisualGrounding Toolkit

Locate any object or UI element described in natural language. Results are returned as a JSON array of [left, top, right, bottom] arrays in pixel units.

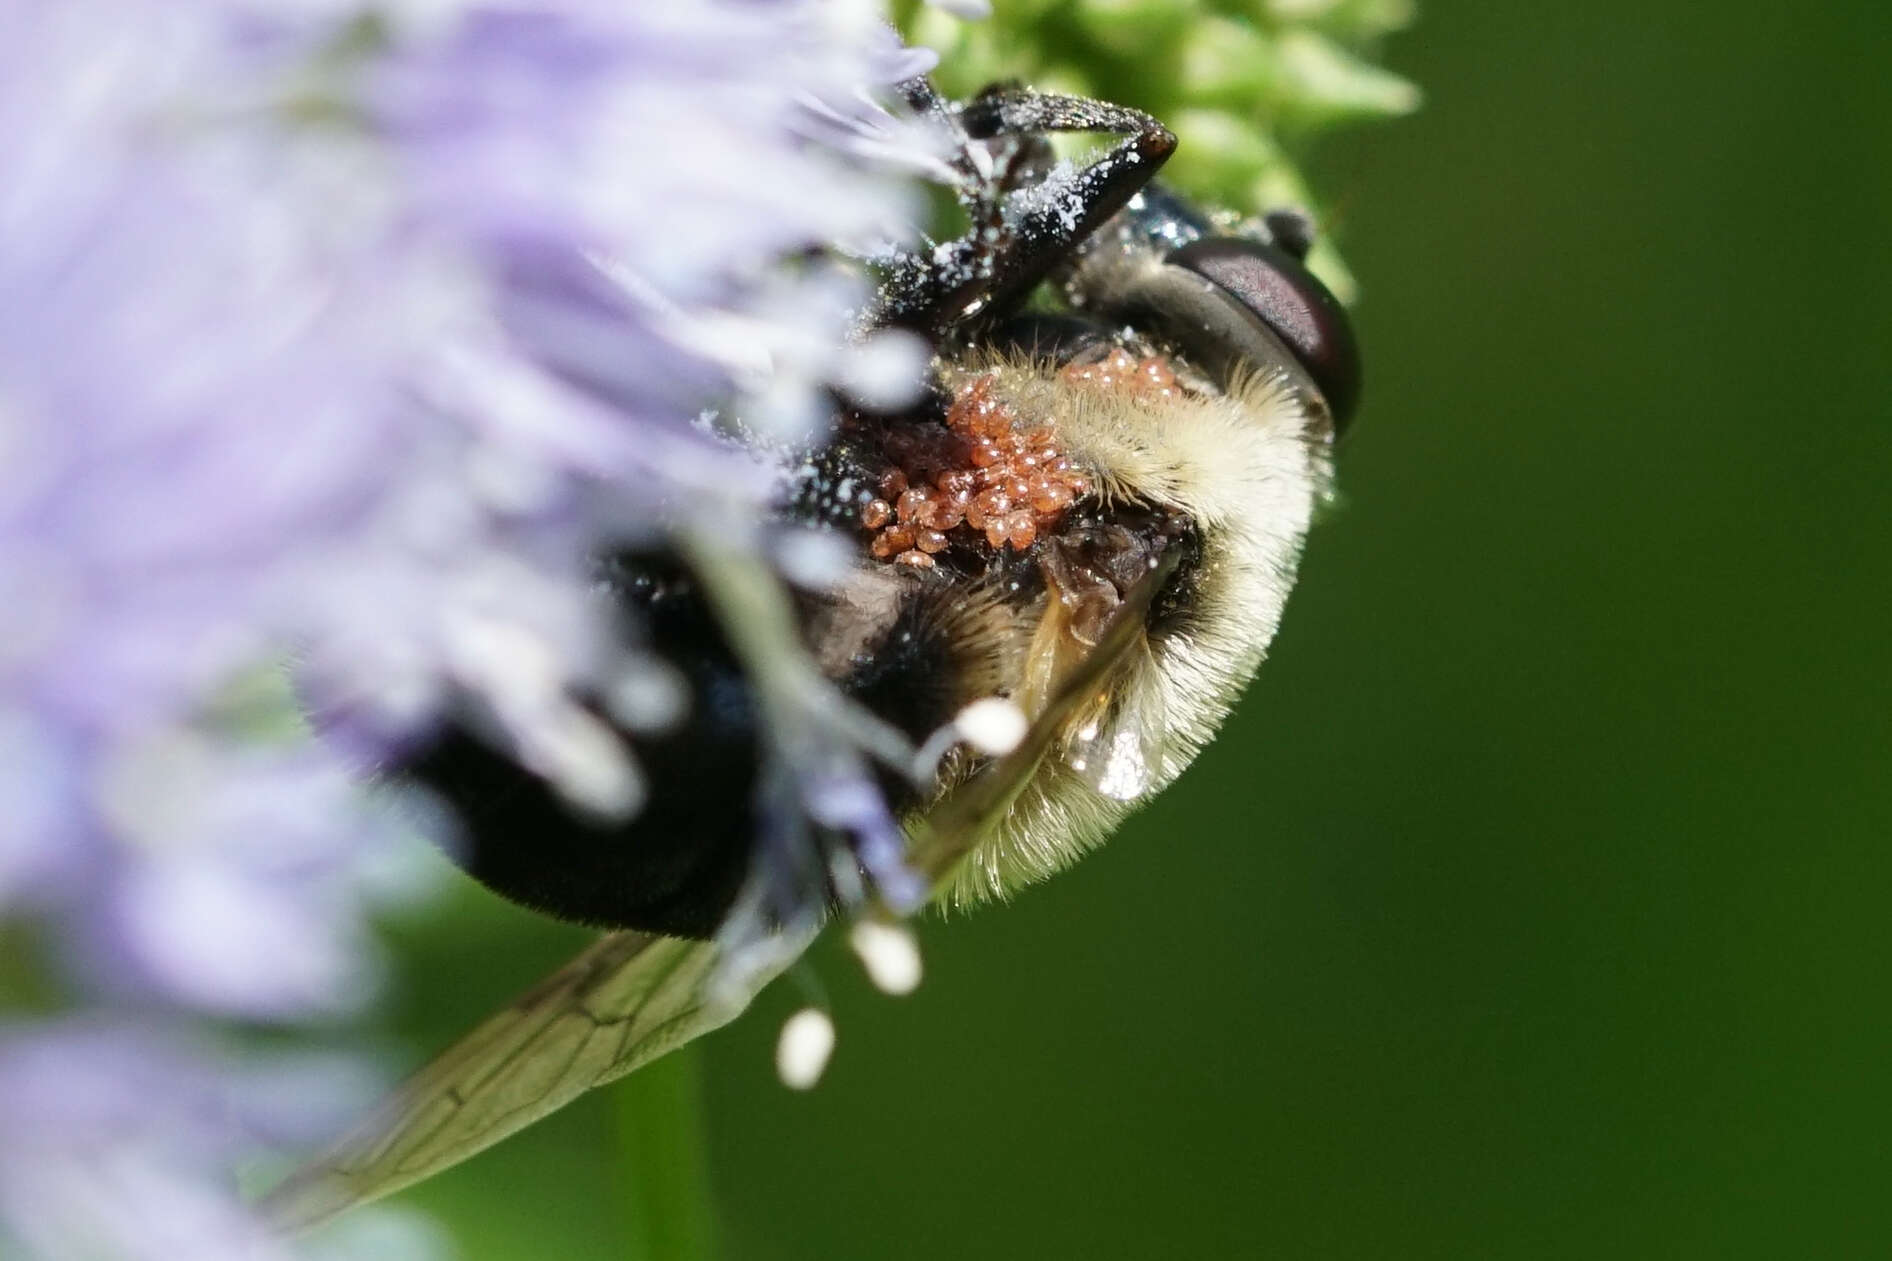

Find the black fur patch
[[399, 550, 967, 938], [400, 553, 759, 939]]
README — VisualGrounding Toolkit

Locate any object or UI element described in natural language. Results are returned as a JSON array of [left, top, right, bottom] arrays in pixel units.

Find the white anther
[[849, 920, 923, 996], [954, 697, 1029, 756], [775, 1008, 836, 1090]]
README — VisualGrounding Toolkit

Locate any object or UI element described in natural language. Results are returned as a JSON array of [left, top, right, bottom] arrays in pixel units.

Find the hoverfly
[[265, 74, 1355, 1230]]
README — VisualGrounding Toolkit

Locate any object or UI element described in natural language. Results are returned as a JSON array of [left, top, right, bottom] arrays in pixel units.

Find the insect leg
[[956, 87, 1177, 314], [872, 85, 1176, 335], [957, 86, 1170, 145]]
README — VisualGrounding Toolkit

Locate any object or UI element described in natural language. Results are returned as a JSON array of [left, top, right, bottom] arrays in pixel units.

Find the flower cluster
[[0, 0, 937, 1255]]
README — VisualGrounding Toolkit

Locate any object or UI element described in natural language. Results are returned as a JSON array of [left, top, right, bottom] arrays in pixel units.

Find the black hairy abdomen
[[397, 551, 962, 939], [400, 554, 759, 938]]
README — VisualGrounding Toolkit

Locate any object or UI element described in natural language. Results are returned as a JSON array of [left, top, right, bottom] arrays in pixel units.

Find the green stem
[[611, 1041, 719, 1261]]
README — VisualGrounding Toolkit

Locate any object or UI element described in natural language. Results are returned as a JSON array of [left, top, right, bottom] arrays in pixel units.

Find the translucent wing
[[259, 925, 811, 1234], [263, 556, 1174, 1233], [1060, 634, 1167, 802], [906, 551, 1177, 881]]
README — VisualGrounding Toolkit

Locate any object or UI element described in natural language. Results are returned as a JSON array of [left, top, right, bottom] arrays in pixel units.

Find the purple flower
[[0, 0, 939, 1253], [0, 0, 420, 1000], [0, 1019, 439, 1261]]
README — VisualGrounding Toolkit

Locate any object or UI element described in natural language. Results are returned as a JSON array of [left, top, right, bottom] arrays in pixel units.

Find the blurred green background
[[370, 2, 1892, 1257]]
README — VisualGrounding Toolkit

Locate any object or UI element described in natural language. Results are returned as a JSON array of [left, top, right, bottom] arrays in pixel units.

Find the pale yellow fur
[[929, 353, 1333, 906]]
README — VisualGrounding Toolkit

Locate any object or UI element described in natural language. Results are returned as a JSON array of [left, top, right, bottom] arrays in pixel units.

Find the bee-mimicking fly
[[266, 75, 1359, 1229], [402, 78, 1354, 936]]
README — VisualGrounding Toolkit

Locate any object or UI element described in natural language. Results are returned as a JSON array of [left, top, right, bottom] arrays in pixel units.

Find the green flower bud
[[1273, 28, 1421, 126], [1167, 107, 1283, 201], [1179, 16, 1280, 107], [1067, 0, 1204, 58]]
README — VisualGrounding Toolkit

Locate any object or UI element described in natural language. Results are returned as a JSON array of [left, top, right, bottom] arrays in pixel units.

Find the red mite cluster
[[860, 351, 1181, 570], [861, 375, 1089, 569], [1058, 345, 1182, 400]]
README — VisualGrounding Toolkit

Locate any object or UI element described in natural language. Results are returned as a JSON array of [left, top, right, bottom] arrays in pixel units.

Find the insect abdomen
[[400, 551, 968, 939], [401, 557, 762, 939]]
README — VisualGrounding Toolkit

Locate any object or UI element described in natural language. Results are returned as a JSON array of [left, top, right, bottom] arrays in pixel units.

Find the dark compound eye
[[1167, 236, 1362, 432]]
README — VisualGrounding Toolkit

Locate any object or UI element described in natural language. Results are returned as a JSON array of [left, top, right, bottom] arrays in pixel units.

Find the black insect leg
[[873, 83, 1176, 336], [894, 75, 982, 192], [957, 86, 1171, 146], [889, 74, 1040, 281], [957, 88, 1177, 323]]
